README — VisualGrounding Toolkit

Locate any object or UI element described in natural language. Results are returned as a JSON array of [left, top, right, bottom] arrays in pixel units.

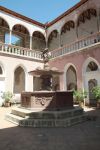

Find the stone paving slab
[[0, 106, 100, 150]]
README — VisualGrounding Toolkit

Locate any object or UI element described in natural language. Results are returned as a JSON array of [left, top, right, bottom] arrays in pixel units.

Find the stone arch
[[0, 16, 10, 29], [0, 16, 10, 43], [77, 8, 98, 38], [60, 20, 76, 46], [0, 61, 5, 75], [12, 24, 30, 48], [48, 30, 59, 51], [13, 66, 25, 94], [64, 63, 77, 91], [32, 31, 46, 50], [0, 62, 5, 101], [82, 57, 100, 105], [82, 57, 99, 74]]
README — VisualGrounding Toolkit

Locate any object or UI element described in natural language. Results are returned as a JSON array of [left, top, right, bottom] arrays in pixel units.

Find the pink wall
[[49, 47, 100, 90]]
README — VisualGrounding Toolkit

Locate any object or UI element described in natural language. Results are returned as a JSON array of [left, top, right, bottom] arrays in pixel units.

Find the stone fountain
[[21, 48, 73, 110], [6, 49, 86, 127]]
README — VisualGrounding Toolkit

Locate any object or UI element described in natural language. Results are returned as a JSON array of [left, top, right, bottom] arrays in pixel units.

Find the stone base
[[5, 106, 87, 127]]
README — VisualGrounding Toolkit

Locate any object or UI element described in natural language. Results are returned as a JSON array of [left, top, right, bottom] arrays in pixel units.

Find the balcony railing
[[51, 32, 100, 59], [0, 42, 42, 60]]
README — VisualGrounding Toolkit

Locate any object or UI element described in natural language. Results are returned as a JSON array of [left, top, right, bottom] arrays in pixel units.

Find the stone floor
[[0, 106, 100, 150]]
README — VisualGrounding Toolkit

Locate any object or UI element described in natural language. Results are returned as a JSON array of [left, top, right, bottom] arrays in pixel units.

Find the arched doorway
[[88, 79, 97, 105], [13, 66, 25, 94], [66, 66, 77, 90], [0, 64, 5, 106], [83, 58, 100, 105]]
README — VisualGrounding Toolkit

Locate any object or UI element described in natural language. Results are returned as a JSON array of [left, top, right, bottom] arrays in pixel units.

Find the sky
[[0, 0, 80, 23]]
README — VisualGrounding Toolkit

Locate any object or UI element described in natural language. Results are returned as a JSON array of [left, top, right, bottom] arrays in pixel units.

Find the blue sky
[[0, 0, 80, 23]]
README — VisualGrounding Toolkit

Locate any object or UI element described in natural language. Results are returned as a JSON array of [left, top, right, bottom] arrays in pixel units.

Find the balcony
[[0, 32, 100, 61], [51, 32, 100, 59], [0, 42, 42, 61]]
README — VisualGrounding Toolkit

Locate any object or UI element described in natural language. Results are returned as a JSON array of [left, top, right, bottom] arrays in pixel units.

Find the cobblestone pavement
[[0, 106, 100, 150]]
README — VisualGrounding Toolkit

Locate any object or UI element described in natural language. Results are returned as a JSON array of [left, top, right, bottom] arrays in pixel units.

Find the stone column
[[59, 33, 61, 47], [30, 36, 32, 49]]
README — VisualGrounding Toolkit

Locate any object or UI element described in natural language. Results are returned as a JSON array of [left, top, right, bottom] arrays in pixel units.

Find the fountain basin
[[21, 91, 73, 111]]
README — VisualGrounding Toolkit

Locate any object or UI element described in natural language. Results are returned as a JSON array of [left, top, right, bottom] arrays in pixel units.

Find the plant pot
[[4, 102, 11, 107], [79, 102, 84, 108], [97, 101, 100, 109]]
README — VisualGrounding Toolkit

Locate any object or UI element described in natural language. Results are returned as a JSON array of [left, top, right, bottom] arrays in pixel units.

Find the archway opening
[[66, 66, 77, 90], [86, 61, 98, 72], [77, 9, 98, 39], [0, 66, 3, 74], [88, 79, 97, 105], [13, 66, 25, 94], [61, 21, 76, 47], [0, 17, 9, 44], [32, 31, 46, 50], [12, 24, 30, 48], [48, 30, 59, 51]]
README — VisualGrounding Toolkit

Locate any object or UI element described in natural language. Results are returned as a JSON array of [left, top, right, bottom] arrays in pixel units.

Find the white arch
[[47, 29, 59, 40], [60, 20, 75, 35], [0, 16, 10, 29], [13, 64, 27, 93], [76, 8, 97, 26], [64, 63, 77, 90], [12, 23, 30, 36], [0, 61, 5, 75], [32, 30, 46, 41], [13, 64, 27, 74], [82, 57, 100, 104], [82, 57, 100, 75]]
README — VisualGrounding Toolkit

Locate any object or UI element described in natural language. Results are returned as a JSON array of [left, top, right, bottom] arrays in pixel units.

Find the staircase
[[5, 106, 87, 127]]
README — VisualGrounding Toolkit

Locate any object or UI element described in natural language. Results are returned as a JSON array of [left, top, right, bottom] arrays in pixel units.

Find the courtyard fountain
[[6, 49, 86, 127]]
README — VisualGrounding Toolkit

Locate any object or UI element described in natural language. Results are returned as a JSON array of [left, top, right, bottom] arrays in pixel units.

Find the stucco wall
[[49, 46, 100, 91], [0, 55, 43, 93]]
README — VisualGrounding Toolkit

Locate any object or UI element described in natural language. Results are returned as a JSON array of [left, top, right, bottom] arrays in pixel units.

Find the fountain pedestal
[[21, 91, 73, 110]]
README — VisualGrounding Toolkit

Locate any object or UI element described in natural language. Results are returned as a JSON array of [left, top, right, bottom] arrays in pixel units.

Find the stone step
[[11, 107, 33, 118], [19, 114, 87, 127], [5, 113, 24, 125], [29, 107, 83, 119], [5, 106, 87, 127]]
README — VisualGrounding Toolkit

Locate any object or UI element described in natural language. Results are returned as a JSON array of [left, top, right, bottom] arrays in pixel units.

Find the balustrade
[[0, 42, 42, 60], [51, 32, 100, 58]]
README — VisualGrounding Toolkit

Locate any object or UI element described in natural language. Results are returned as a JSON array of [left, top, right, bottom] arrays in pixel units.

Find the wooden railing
[[51, 32, 100, 59], [0, 42, 42, 60]]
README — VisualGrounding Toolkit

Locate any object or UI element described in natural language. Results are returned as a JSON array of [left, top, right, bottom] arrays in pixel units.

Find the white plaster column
[[46, 39, 48, 49], [96, 8, 100, 32], [30, 36, 32, 49], [75, 22, 78, 40], [9, 30, 12, 44], [59, 33, 61, 47]]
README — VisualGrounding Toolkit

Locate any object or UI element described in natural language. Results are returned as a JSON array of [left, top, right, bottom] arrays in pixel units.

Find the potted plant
[[1, 91, 13, 107], [73, 90, 87, 107], [92, 86, 100, 108]]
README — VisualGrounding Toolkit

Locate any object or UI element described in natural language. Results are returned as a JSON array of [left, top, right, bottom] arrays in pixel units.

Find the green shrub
[[92, 86, 100, 102], [1, 91, 13, 103], [73, 90, 87, 103]]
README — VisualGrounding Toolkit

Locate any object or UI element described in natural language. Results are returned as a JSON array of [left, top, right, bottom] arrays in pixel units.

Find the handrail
[[0, 42, 42, 60], [51, 32, 100, 58]]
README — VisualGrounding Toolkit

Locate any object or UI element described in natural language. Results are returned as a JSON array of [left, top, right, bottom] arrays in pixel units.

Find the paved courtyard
[[0, 106, 100, 150]]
